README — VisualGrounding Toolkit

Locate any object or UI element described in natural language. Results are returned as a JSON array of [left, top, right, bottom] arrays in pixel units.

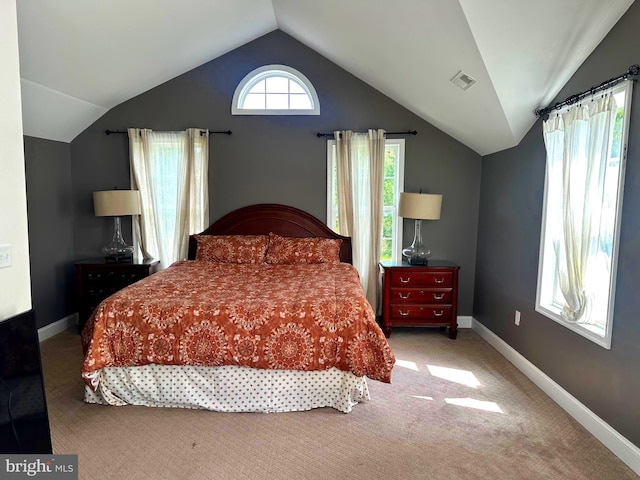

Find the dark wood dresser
[[75, 258, 159, 331], [380, 260, 460, 339]]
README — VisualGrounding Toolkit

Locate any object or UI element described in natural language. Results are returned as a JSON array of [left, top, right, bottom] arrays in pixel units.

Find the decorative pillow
[[194, 235, 268, 264], [266, 233, 342, 264]]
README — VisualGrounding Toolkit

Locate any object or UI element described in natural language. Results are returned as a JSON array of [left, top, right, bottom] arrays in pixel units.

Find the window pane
[[289, 81, 306, 94], [383, 178, 394, 206], [266, 93, 288, 109], [383, 212, 393, 238], [290, 94, 312, 109], [610, 107, 624, 158], [265, 76, 289, 93], [150, 138, 182, 256], [332, 156, 339, 232], [380, 239, 393, 262], [248, 80, 266, 94], [243, 93, 265, 109], [385, 147, 397, 177]]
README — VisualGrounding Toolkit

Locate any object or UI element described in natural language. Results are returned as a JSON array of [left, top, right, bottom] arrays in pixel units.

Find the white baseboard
[[37, 313, 78, 343], [472, 318, 640, 476], [457, 315, 473, 328]]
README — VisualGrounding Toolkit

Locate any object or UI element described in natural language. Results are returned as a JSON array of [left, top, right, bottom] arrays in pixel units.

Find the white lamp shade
[[93, 190, 141, 217], [399, 192, 442, 220]]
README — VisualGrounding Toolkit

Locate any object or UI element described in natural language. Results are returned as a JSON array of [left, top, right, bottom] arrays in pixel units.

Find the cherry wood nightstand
[[75, 258, 159, 331], [380, 260, 460, 339]]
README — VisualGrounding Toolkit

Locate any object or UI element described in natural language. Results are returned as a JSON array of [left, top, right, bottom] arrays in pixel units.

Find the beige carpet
[[40, 327, 638, 480]]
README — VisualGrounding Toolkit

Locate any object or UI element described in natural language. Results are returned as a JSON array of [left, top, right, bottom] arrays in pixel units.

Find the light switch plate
[[0, 244, 12, 268]]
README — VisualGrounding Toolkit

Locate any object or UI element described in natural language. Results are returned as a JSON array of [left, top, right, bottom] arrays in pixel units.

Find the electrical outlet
[[514, 310, 521, 326], [0, 244, 11, 268]]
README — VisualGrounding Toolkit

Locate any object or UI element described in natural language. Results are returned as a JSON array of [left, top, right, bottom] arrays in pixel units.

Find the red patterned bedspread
[[81, 261, 395, 386]]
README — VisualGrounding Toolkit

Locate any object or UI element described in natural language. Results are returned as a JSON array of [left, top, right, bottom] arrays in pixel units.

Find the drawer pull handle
[[434, 277, 445, 284], [398, 292, 411, 299], [399, 276, 411, 283], [433, 310, 444, 317], [398, 310, 410, 316], [433, 293, 445, 300]]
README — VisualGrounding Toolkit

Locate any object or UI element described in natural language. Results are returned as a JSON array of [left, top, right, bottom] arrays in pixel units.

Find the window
[[129, 129, 208, 269], [148, 133, 191, 257], [536, 80, 632, 348], [327, 139, 405, 261], [232, 65, 320, 115]]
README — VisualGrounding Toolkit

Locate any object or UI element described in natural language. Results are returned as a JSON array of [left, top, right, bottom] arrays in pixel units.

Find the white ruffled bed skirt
[[84, 365, 370, 413]]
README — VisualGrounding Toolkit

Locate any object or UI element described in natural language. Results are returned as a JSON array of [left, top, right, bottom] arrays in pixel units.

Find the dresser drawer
[[389, 270, 453, 288], [82, 268, 148, 285], [389, 304, 452, 322], [389, 287, 452, 304], [84, 285, 114, 301]]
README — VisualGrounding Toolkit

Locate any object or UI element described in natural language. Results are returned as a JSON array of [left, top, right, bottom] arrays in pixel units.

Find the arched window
[[232, 65, 320, 115]]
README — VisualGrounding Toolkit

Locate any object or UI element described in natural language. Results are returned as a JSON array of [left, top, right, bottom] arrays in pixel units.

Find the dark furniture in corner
[[75, 258, 160, 331], [380, 260, 460, 339], [0, 310, 52, 453]]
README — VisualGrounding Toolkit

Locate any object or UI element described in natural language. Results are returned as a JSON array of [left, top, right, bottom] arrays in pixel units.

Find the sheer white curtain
[[129, 128, 209, 269], [542, 94, 616, 323], [334, 129, 385, 311]]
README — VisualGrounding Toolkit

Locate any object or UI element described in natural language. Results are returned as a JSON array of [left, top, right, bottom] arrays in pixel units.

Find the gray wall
[[475, 2, 640, 447], [24, 136, 75, 329], [70, 30, 481, 315]]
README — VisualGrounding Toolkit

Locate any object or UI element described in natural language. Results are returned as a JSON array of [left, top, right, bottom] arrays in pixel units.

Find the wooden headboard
[[188, 204, 352, 264]]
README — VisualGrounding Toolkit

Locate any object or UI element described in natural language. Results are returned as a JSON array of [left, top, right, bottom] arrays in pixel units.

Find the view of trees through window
[[536, 81, 632, 348], [381, 144, 400, 261], [327, 139, 404, 262]]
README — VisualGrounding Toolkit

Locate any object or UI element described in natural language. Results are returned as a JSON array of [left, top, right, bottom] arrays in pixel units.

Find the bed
[[81, 204, 395, 413]]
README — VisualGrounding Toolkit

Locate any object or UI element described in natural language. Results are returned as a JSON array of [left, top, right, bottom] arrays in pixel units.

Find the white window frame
[[535, 80, 633, 349], [232, 64, 320, 115], [326, 138, 405, 262]]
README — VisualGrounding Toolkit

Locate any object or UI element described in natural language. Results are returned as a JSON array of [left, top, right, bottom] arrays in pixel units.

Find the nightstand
[[75, 258, 159, 331], [380, 260, 460, 339]]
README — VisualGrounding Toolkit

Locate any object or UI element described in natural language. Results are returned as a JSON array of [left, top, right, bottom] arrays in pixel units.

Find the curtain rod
[[105, 129, 232, 136], [316, 130, 417, 138], [534, 64, 640, 119]]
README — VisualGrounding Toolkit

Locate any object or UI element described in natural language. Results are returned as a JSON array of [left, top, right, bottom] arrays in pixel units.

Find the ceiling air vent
[[451, 71, 477, 91]]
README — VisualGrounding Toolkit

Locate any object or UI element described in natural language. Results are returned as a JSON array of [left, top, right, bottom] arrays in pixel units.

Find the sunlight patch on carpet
[[445, 397, 503, 413], [427, 365, 481, 388], [395, 359, 419, 371]]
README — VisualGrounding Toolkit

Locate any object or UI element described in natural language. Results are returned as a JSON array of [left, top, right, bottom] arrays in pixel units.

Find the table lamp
[[399, 192, 442, 265], [93, 190, 141, 263]]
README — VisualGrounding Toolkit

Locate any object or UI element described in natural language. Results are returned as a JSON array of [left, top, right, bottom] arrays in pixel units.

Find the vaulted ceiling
[[16, 0, 634, 155]]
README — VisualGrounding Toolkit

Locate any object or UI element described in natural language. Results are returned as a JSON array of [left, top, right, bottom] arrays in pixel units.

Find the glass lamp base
[[402, 219, 432, 265], [102, 216, 134, 263], [103, 251, 134, 263], [403, 253, 431, 265]]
